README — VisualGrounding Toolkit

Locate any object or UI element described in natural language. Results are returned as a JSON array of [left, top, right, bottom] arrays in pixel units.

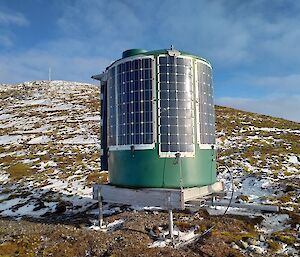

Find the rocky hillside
[[0, 81, 299, 256], [216, 106, 299, 210]]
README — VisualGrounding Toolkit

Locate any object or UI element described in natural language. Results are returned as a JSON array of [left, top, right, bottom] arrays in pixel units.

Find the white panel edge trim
[[109, 143, 155, 151], [199, 144, 216, 149]]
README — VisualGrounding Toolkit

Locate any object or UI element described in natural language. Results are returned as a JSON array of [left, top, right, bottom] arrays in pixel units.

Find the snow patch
[[241, 177, 273, 199], [14, 125, 51, 134], [83, 116, 100, 121], [0, 135, 23, 145], [27, 135, 50, 144], [288, 155, 299, 164], [0, 113, 13, 120], [260, 214, 290, 233], [0, 172, 9, 182], [19, 99, 52, 106], [149, 226, 199, 248], [61, 135, 98, 145], [89, 219, 125, 232]]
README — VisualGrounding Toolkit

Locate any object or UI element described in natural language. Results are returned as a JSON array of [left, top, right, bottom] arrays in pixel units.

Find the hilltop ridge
[[0, 80, 299, 256]]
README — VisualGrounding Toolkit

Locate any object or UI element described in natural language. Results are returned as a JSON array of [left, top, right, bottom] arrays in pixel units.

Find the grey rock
[[55, 201, 67, 214], [248, 245, 264, 254], [259, 234, 265, 242], [238, 240, 249, 249], [230, 242, 240, 250], [247, 238, 258, 246]]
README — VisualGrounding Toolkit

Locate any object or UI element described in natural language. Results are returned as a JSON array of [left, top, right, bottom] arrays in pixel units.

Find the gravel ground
[[0, 209, 253, 257]]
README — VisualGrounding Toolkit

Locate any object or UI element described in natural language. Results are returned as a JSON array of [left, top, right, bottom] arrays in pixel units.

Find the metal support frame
[[93, 182, 224, 243], [168, 209, 174, 241], [208, 199, 280, 212], [92, 181, 280, 248], [98, 190, 104, 228], [93, 181, 224, 210]]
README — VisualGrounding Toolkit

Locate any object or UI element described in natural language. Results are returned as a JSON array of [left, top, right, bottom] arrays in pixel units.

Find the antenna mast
[[48, 67, 51, 81]]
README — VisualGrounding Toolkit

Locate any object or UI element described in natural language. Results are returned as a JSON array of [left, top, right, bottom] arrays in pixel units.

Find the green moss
[[0, 146, 5, 154], [238, 195, 249, 202], [0, 188, 12, 194], [220, 231, 258, 243], [283, 170, 292, 176], [277, 192, 297, 203], [288, 212, 300, 225], [195, 223, 208, 234], [270, 164, 282, 172], [243, 166, 251, 174], [247, 158, 256, 167], [271, 230, 296, 245], [267, 239, 282, 252], [272, 234, 296, 245]]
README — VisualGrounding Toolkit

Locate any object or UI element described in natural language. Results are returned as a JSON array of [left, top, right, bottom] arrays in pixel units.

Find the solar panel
[[108, 67, 116, 146], [158, 56, 195, 156], [196, 61, 215, 145], [107, 57, 154, 148]]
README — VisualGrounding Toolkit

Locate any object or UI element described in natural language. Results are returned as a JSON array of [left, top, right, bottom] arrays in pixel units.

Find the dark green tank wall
[[122, 49, 147, 58], [109, 146, 216, 188]]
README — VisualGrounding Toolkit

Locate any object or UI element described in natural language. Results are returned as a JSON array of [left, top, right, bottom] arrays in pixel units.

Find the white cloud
[[0, 9, 29, 49], [216, 95, 300, 122], [0, 10, 29, 26], [253, 74, 300, 93], [0, 34, 13, 47], [7, 0, 298, 73], [56, 0, 144, 55], [0, 43, 111, 84], [218, 73, 300, 100], [1, 0, 300, 123], [142, 0, 300, 68], [152, 0, 252, 65]]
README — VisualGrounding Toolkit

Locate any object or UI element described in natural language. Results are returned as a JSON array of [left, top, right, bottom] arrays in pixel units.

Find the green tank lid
[[122, 49, 147, 58]]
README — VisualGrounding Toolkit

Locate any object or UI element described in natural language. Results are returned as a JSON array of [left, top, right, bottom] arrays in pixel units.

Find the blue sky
[[0, 0, 299, 122]]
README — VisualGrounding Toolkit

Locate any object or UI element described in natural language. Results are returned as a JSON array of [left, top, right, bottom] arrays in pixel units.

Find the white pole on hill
[[48, 67, 51, 81]]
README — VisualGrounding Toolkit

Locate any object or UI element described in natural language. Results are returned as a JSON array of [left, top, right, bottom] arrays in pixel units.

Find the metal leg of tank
[[98, 190, 105, 228], [212, 196, 217, 210], [168, 210, 174, 242]]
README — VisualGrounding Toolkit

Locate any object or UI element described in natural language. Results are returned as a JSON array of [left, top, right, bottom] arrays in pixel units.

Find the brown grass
[[86, 171, 108, 185], [7, 163, 34, 180]]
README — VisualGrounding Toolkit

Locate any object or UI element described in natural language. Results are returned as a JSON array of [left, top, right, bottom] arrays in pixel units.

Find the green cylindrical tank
[[122, 49, 147, 58], [101, 48, 216, 188]]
